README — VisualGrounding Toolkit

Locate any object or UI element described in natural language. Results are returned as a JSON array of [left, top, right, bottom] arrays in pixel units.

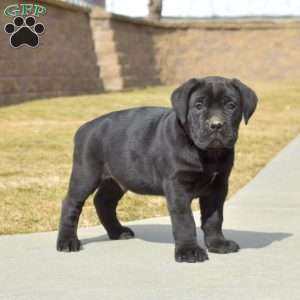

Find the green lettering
[[4, 4, 20, 17], [21, 4, 33, 16], [4, 4, 46, 17], [34, 5, 47, 17]]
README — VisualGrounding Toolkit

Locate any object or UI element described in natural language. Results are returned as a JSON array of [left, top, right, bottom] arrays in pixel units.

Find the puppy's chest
[[181, 163, 222, 197], [203, 162, 222, 178]]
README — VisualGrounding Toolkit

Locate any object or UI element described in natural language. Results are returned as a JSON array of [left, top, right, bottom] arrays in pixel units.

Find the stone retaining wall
[[1, 1, 300, 106], [97, 11, 300, 86], [0, 0, 102, 106]]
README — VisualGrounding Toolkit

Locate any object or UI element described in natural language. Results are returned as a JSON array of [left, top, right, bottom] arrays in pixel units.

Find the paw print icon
[[4, 16, 45, 48]]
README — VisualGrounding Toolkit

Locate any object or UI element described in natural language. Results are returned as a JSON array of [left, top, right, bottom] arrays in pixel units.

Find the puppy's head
[[171, 76, 258, 150]]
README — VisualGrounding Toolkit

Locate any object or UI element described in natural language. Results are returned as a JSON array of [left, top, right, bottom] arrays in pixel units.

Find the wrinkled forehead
[[191, 79, 239, 102]]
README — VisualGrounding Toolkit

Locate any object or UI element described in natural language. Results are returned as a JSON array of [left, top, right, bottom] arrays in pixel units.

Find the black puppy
[[57, 76, 258, 263]]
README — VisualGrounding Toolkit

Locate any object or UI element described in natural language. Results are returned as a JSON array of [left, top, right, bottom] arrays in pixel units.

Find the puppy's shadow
[[81, 224, 292, 249]]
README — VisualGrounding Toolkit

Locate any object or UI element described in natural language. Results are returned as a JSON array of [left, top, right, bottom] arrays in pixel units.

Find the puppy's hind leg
[[94, 178, 134, 240], [57, 135, 102, 252]]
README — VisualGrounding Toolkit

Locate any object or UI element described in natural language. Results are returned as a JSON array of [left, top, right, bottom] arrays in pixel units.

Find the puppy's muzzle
[[208, 116, 224, 132]]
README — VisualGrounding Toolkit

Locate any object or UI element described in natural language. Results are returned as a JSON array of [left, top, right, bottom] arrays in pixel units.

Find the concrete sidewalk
[[1, 136, 300, 300]]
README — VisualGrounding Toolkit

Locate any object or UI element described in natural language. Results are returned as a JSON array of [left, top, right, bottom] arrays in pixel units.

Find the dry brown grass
[[0, 81, 299, 235]]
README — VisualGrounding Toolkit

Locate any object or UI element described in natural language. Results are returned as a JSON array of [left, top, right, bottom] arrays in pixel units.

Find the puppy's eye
[[226, 102, 236, 110], [195, 99, 205, 110]]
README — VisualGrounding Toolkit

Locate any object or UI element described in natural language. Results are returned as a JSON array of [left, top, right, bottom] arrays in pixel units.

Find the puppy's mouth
[[191, 127, 235, 150], [207, 138, 224, 149], [206, 132, 224, 148]]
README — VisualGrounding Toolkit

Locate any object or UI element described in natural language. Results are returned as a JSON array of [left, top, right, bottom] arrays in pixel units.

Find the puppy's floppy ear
[[171, 78, 202, 125], [232, 79, 258, 125]]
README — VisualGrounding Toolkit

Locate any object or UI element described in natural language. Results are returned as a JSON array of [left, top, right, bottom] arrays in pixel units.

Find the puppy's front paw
[[175, 245, 208, 263], [207, 239, 240, 254], [57, 236, 81, 252]]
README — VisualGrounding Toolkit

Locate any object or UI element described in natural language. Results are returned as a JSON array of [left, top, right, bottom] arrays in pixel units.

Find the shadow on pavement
[[81, 224, 292, 249]]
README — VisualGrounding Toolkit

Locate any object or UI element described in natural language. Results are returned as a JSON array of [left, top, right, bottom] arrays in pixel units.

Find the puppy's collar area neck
[[199, 148, 232, 163], [209, 171, 219, 183]]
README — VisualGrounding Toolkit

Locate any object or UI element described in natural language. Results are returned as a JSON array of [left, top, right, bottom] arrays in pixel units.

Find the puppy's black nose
[[209, 118, 223, 131]]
